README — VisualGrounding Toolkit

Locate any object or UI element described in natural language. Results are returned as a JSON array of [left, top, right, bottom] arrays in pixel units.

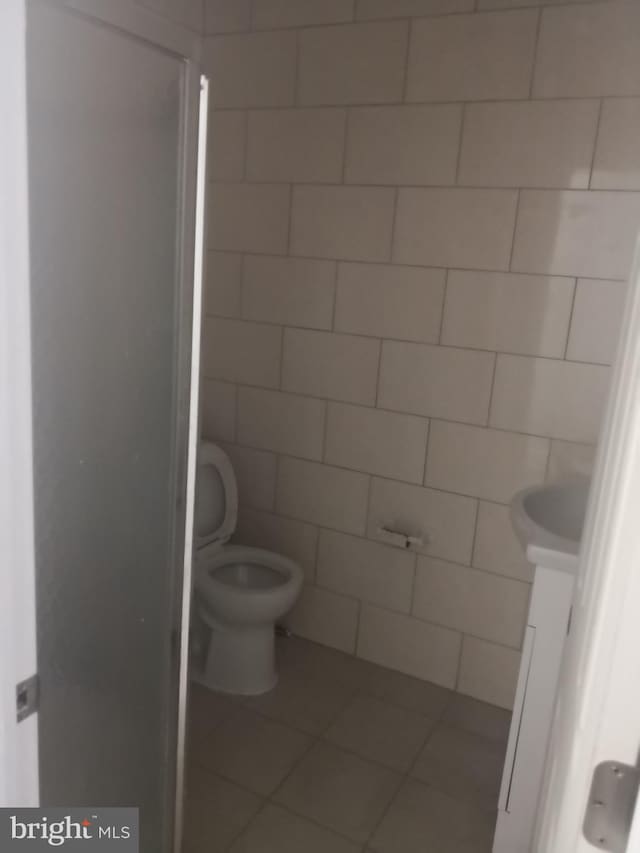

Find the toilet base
[[201, 617, 278, 696]]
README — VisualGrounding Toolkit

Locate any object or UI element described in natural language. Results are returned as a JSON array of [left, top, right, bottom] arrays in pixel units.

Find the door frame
[[0, 4, 206, 850]]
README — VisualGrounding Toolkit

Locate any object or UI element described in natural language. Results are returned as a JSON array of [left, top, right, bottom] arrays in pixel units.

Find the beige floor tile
[[325, 694, 435, 772], [442, 694, 511, 745], [182, 767, 263, 853], [274, 741, 401, 843], [187, 683, 235, 743], [229, 804, 361, 853], [357, 662, 453, 719], [411, 724, 505, 811], [194, 707, 312, 795], [243, 670, 355, 735], [370, 779, 495, 853]]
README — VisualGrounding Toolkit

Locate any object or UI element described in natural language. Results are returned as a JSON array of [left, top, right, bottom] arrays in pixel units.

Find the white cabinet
[[493, 563, 576, 853]]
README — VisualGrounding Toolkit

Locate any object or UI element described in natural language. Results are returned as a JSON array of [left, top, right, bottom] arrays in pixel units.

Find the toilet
[[193, 441, 304, 695]]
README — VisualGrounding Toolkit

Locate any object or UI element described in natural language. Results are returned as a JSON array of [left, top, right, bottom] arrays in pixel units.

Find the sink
[[510, 479, 591, 573]]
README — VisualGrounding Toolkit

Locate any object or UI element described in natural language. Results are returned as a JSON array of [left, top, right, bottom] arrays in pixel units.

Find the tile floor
[[184, 636, 510, 853]]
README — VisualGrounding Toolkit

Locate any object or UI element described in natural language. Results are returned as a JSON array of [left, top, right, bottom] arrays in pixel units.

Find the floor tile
[[229, 803, 361, 853], [411, 724, 505, 811], [325, 693, 436, 772], [243, 670, 355, 735], [443, 694, 511, 745], [182, 767, 263, 853], [277, 636, 379, 689], [370, 779, 495, 853], [274, 741, 401, 843], [194, 707, 312, 795], [187, 682, 235, 743], [357, 665, 453, 719]]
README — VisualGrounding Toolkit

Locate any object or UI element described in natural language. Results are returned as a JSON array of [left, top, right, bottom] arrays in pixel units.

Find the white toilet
[[193, 441, 304, 695]]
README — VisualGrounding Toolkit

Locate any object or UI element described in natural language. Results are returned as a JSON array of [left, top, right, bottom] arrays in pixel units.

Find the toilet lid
[[195, 442, 238, 549]]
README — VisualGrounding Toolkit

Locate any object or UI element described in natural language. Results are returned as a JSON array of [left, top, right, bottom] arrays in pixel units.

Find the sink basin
[[511, 479, 590, 573]]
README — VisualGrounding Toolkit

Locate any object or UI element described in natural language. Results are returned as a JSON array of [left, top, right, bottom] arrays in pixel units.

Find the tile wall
[[200, 0, 640, 709]]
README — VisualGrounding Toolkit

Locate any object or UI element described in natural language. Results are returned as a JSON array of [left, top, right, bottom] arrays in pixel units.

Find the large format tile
[[566, 279, 627, 366], [229, 804, 361, 853], [370, 779, 495, 853], [325, 403, 429, 484], [298, 21, 408, 106], [237, 387, 326, 461], [274, 741, 401, 843], [592, 98, 640, 191], [472, 501, 534, 583], [533, 3, 640, 98], [317, 529, 416, 613], [205, 252, 242, 318], [202, 317, 281, 389], [220, 443, 277, 511], [356, 667, 453, 720], [458, 100, 599, 189], [378, 341, 495, 426], [357, 0, 473, 18], [209, 183, 290, 255], [358, 605, 462, 688], [204, 0, 251, 34], [345, 104, 461, 186], [546, 439, 596, 482], [286, 585, 360, 654], [413, 557, 529, 649], [187, 683, 234, 745], [325, 693, 435, 772], [200, 379, 236, 443], [411, 723, 505, 811], [195, 707, 311, 795], [406, 10, 537, 102], [208, 111, 246, 182], [393, 188, 518, 271], [425, 421, 549, 504], [441, 270, 574, 358], [443, 694, 512, 746], [291, 185, 395, 263], [183, 767, 263, 853], [252, 0, 354, 30], [335, 262, 445, 344], [458, 636, 520, 710]]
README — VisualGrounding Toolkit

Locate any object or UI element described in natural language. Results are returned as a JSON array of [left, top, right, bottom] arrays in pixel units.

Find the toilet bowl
[[193, 442, 303, 695]]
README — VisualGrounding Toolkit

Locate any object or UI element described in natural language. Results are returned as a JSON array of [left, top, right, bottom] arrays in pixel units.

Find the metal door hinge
[[583, 761, 640, 852], [16, 674, 39, 723]]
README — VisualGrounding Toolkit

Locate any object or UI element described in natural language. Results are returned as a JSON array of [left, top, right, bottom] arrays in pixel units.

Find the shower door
[[26, 2, 202, 849]]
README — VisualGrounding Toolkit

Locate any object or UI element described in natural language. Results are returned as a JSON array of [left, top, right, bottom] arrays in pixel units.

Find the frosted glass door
[[27, 4, 194, 850]]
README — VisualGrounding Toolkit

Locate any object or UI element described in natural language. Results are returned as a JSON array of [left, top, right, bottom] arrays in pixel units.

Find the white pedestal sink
[[493, 479, 590, 853]]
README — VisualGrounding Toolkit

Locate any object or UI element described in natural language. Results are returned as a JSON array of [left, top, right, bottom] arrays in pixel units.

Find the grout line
[[588, 98, 605, 190], [528, 8, 543, 100], [242, 111, 249, 180], [320, 399, 330, 462], [454, 104, 467, 183], [563, 277, 579, 360], [285, 183, 294, 254], [373, 338, 384, 408], [454, 635, 466, 692], [293, 28, 301, 107], [330, 261, 339, 331], [421, 418, 431, 487], [277, 326, 285, 389], [341, 110, 350, 184], [507, 188, 522, 273], [485, 351, 499, 428], [388, 186, 400, 266], [438, 269, 449, 345], [401, 18, 412, 103]]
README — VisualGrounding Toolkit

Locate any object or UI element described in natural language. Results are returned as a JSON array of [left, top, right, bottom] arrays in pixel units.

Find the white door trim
[[0, 0, 39, 808]]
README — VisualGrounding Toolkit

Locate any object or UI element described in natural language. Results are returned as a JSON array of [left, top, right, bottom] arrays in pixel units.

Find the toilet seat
[[195, 544, 303, 625]]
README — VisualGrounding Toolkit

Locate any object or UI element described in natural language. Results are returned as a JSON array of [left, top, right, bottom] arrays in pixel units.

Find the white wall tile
[[246, 109, 346, 184], [478, 0, 599, 9], [298, 21, 408, 106], [209, 183, 290, 255], [358, 605, 462, 688], [378, 341, 495, 425], [282, 329, 380, 406], [286, 585, 359, 653], [592, 99, 640, 190], [357, 0, 473, 19], [546, 440, 596, 483], [204, 31, 297, 107], [367, 478, 478, 566], [406, 10, 537, 102], [235, 508, 319, 580], [425, 421, 549, 504], [345, 105, 462, 186], [533, 3, 640, 98], [237, 387, 326, 461], [252, 0, 354, 29], [473, 501, 533, 583], [393, 189, 518, 270], [317, 530, 416, 613], [201, 379, 237, 443], [566, 279, 627, 366], [458, 100, 599, 189], [277, 457, 370, 534], [490, 354, 610, 443], [413, 558, 529, 648], [242, 255, 336, 330], [458, 636, 521, 710], [335, 263, 445, 344], [208, 110, 246, 181], [202, 317, 282, 388], [205, 252, 243, 318], [442, 271, 574, 358], [325, 403, 429, 484], [204, 0, 251, 33], [512, 190, 640, 280], [291, 186, 395, 263], [220, 442, 277, 510]]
